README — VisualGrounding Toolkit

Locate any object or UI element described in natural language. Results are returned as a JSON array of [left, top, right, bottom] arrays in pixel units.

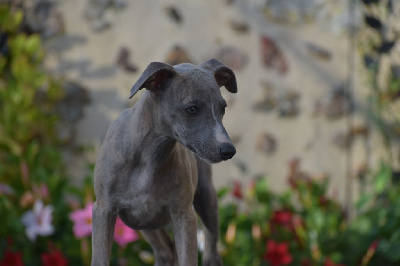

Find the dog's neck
[[130, 91, 178, 167]]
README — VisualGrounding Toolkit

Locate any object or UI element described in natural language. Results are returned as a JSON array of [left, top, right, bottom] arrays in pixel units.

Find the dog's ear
[[129, 62, 177, 99], [200, 59, 237, 93]]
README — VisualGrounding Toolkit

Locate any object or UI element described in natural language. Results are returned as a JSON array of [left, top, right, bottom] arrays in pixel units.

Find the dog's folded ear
[[129, 62, 177, 99], [199, 59, 237, 93]]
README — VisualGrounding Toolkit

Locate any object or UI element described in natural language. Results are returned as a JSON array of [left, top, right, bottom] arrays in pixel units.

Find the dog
[[91, 59, 237, 266]]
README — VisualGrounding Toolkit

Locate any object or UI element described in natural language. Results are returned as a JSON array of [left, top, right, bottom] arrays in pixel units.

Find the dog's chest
[[117, 195, 171, 230], [113, 173, 178, 230], [108, 145, 197, 230]]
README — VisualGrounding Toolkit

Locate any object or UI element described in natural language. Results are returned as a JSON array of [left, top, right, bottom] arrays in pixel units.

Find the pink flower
[[69, 202, 93, 238], [114, 217, 139, 248], [21, 200, 54, 241]]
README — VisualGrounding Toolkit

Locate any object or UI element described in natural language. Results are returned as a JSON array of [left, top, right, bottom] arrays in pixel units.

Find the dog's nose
[[219, 143, 236, 160]]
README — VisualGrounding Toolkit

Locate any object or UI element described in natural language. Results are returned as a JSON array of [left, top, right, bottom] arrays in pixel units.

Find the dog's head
[[130, 59, 237, 163]]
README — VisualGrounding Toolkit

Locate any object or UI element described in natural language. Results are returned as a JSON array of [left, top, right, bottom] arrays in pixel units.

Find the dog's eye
[[185, 106, 197, 115]]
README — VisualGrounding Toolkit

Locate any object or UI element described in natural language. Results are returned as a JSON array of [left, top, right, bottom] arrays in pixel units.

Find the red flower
[[272, 210, 292, 224], [324, 257, 343, 266], [0, 250, 24, 266], [263, 240, 292, 266], [271, 210, 293, 230], [232, 181, 242, 199], [41, 250, 67, 266]]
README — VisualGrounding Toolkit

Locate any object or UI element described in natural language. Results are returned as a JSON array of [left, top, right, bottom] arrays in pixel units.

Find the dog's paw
[[202, 254, 223, 266]]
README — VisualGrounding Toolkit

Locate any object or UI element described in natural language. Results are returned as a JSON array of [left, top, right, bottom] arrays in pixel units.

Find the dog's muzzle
[[219, 143, 236, 160]]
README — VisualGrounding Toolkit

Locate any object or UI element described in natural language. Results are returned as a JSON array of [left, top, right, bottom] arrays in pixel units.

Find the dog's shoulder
[[101, 108, 133, 142]]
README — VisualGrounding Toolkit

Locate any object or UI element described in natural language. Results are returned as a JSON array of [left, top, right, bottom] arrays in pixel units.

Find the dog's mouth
[[185, 144, 222, 164], [186, 144, 197, 154]]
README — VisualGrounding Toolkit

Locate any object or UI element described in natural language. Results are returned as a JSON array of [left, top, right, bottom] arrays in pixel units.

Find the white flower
[[21, 199, 54, 241], [197, 229, 205, 252]]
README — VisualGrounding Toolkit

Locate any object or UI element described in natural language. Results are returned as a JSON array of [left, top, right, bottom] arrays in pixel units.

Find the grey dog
[[91, 59, 237, 266]]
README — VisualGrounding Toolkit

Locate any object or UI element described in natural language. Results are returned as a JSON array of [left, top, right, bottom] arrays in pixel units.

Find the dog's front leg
[[91, 202, 117, 266], [171, 207, 198, 266]]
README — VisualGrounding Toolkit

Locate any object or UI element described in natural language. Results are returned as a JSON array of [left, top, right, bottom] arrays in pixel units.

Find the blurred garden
[[1, 0, 400, 265]]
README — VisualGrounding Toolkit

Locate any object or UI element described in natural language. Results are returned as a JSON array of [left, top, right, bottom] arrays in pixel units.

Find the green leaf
[[10, 34, 27, 55], [24, 35, 41, 56], [218, 187, 230, 199], [350, 216, 372, 233], [379, 239, 400, 262], [356, 193, 373, 210], [255, 178, 270, 203], [306, 209, 325, 232], [0, 6, 22, 32], [0, 56, 6, 72], [0, 133, 22, 156], [374, 162, 391, 193]]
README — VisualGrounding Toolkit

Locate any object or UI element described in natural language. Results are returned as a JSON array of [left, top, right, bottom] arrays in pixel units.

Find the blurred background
[[1, 0, 400, 265]]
